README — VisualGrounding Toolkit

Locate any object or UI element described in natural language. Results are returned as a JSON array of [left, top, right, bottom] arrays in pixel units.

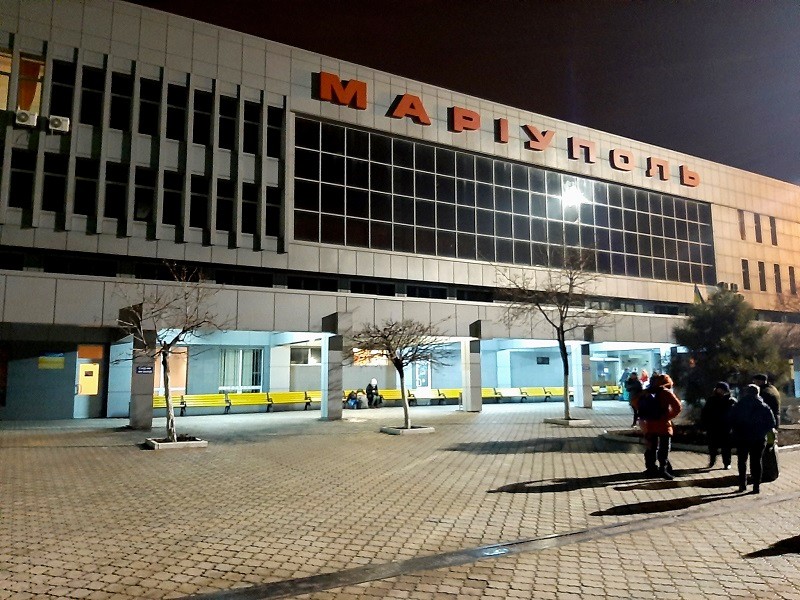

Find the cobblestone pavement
[[2, 402, 800, 599]]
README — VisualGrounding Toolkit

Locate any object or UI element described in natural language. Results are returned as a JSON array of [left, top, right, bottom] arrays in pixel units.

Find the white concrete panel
[[430, 302, 457, 334], [193, 32, 217, 64], [4, 275, 56, 324], [337, 249, 357, 275], [373, 253, 391, 278], [235, 289, 276, 331], [288, 244, 321, 273], [54, 278, 105, 326], [355, 251, 374, 277], [390, 255, 408, 280], [219, 38, 242, 70], [374, 298, 404, 324], [407, 257, 423, 280], [275, 292, 310, 331], [140, 16, 166, 50], [207, 287, 239, 330], [346, 296, 377, 329], [65, 232, 100, 254], [308, 294, 338, 333], [454, 304, 481, 337]]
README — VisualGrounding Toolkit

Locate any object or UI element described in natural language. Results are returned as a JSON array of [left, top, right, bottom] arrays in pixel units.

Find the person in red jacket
[[632, 373, 683, 479]]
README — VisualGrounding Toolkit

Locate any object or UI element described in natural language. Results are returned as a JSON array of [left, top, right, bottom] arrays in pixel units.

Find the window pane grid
[[293, 117, 716, 285]]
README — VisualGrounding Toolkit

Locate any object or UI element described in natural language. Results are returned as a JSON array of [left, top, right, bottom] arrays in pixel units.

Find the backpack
[[637, 389, 666, 420]]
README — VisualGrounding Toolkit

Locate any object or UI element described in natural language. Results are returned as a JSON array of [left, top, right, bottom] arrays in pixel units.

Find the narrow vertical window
[[216, 178, 234, 231], [769, 216, 778, 246], [741, 259, 751, 291], [79, 66, 104, 126], [73, 158, 99, 216], [266, 106, 283, 158], [242, 100, 260, 155], [265, 185, 281, 237], [50, 60, 76, 117], [189, 174, 209, 228], [0, 50, 11, 110], [774, 264, 782, 294], [9, 149, 36, 210], [737, 209, 746, 241], [165, 84, 187, 141], [241, 181, 257, 234], [192, 89, 212, 145], [162, 170, 182, 225], [138, 78, 161, 136], [17, 55, 44, 113], [790, 266, 797, 295], [758, 261, 767, 291], [109, 72, 133, 131], [42, 153, 68, 212], [218, 95, 236, 151], [133, 166, 156, 222], [754, 213, 763, 243], [104, 162, 128, 220]]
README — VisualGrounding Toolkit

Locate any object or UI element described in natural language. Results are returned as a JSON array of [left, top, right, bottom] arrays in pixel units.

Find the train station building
[[0, 0, 798, 424]]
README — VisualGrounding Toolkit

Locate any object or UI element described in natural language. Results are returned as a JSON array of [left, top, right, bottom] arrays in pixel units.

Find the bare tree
[[117, 263, 226, 442], [345, 319, 454, 429], [499, 250, 609, 420]]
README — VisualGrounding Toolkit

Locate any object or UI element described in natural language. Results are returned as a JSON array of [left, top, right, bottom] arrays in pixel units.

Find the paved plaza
[[2, 402, 800, 599]]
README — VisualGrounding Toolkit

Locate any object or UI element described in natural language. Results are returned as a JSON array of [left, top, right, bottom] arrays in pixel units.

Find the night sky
[[131, 0, 800, 184]]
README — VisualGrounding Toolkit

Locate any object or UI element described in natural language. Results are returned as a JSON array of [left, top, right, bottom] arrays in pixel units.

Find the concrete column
[[321, 334, 343, 421], [129, 332, 155, 430], [321, 312, 352, 421], [464, 321, 487, 412], [571, 343, 592, 408]]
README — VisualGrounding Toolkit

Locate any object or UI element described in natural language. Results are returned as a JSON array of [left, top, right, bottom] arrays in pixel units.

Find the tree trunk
[[399, 371, 411, 429], [558, 333, 571, 420], [162, 348, 177, 442]]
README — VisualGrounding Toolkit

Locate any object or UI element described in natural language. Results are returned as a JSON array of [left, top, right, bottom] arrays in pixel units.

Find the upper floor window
[[79, 66, 104, 126], [17, 54, 44, 113], [50, 60, 76, 116], [138, 78, 161, 136], [754, 213, 763, 243], [242, 100, 260, 155], [266, 106, 283, 158], [165, 84, 187, 141], [109, 72, 133, 131], [769, 216, 778, 246], [192, 89, 212, 146], [737, 209, 746, 241], [790, 266, 797, 295], [774, 264, 783, 294], [758, 261, 767, 291], [741, 259, 751, 291], [218, 95, 236, 151]]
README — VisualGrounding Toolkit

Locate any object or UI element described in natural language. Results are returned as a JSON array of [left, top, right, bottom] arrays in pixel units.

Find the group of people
[[626, 370, 780, 493], [345, 379, 382, 409], [701, 374, 780, 493]]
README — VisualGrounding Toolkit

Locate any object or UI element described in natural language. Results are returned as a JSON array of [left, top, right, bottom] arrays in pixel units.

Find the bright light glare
[[562, 182, 586, 206]]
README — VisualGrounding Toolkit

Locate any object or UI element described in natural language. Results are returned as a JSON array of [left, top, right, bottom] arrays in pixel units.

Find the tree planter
[[380, 425, 435, 435], [544, 418, 592, 427], [145, 435, 208, 450]]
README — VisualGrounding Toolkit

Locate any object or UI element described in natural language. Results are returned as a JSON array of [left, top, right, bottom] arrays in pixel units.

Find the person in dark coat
[[625, 371, 643, 427], [366, 378, 380, 408], [752, 373, 781, 429], [729, 384, 776, 494], [701, 381, 735, 470]]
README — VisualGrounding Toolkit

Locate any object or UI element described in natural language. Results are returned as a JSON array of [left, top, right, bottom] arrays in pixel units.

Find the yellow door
[[77, 363, 100, 396]]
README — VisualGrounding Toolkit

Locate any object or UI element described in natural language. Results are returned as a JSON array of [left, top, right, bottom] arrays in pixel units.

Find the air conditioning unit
[[15, 109, 38, 127], [48, 115, 70, 133], [730, 283, 739, 292]]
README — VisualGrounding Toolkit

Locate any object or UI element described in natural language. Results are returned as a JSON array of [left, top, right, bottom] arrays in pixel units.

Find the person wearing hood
[[631, 373, 682, 480], [701, 381, 735, 470], [366, 378, 381, 408], [729, 383, 776, 494]]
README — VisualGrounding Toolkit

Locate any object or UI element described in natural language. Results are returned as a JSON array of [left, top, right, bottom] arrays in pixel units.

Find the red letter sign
[[521, 125, 555, 151], [389, 94, 431, 126], [449, 107, 481, 133], [318, 71, 367, 110]]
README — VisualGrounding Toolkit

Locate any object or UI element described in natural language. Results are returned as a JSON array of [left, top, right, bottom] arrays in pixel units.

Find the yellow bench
[[434, 388, 462, 405], [482, 387, 502, 402], [226, 392, 269, 413], [153, 395, 167, 409], [543, 387, 575, 401], [495, 387, 525, 401], [177, 393, 227, 415], [268, 391, 311, 410], [377, 388, 416, 405], [519, 387, 547, 401], [604, 385, 622, 399]]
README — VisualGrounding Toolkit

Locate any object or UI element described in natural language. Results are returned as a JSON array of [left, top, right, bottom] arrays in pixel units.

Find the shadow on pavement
[[744, 535, 800, 558], [614, 472, 736, 491], [449, 437, 637, 455], [489, 471, 648, 494], [590, 490, 740, 516]]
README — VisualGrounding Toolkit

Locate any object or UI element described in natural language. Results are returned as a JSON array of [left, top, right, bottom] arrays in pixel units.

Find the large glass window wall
[[293, 116, 716, 285]]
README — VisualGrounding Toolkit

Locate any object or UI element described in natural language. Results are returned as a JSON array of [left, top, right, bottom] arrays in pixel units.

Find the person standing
[[752, 373, 781, 429], [729, 383, 776, 494], [619, 368, 631, 401], [625, 371, 643, 427], [366, 378, 380, 408], [701, 381, 735, 470], [632, 373, 682, 480]]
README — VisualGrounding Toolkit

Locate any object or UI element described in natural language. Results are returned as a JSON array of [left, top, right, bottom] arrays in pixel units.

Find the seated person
[[345, 390, 358, 409]]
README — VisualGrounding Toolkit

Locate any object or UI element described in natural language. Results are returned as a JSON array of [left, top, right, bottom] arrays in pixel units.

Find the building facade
[[0, 0, 798, 422]]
